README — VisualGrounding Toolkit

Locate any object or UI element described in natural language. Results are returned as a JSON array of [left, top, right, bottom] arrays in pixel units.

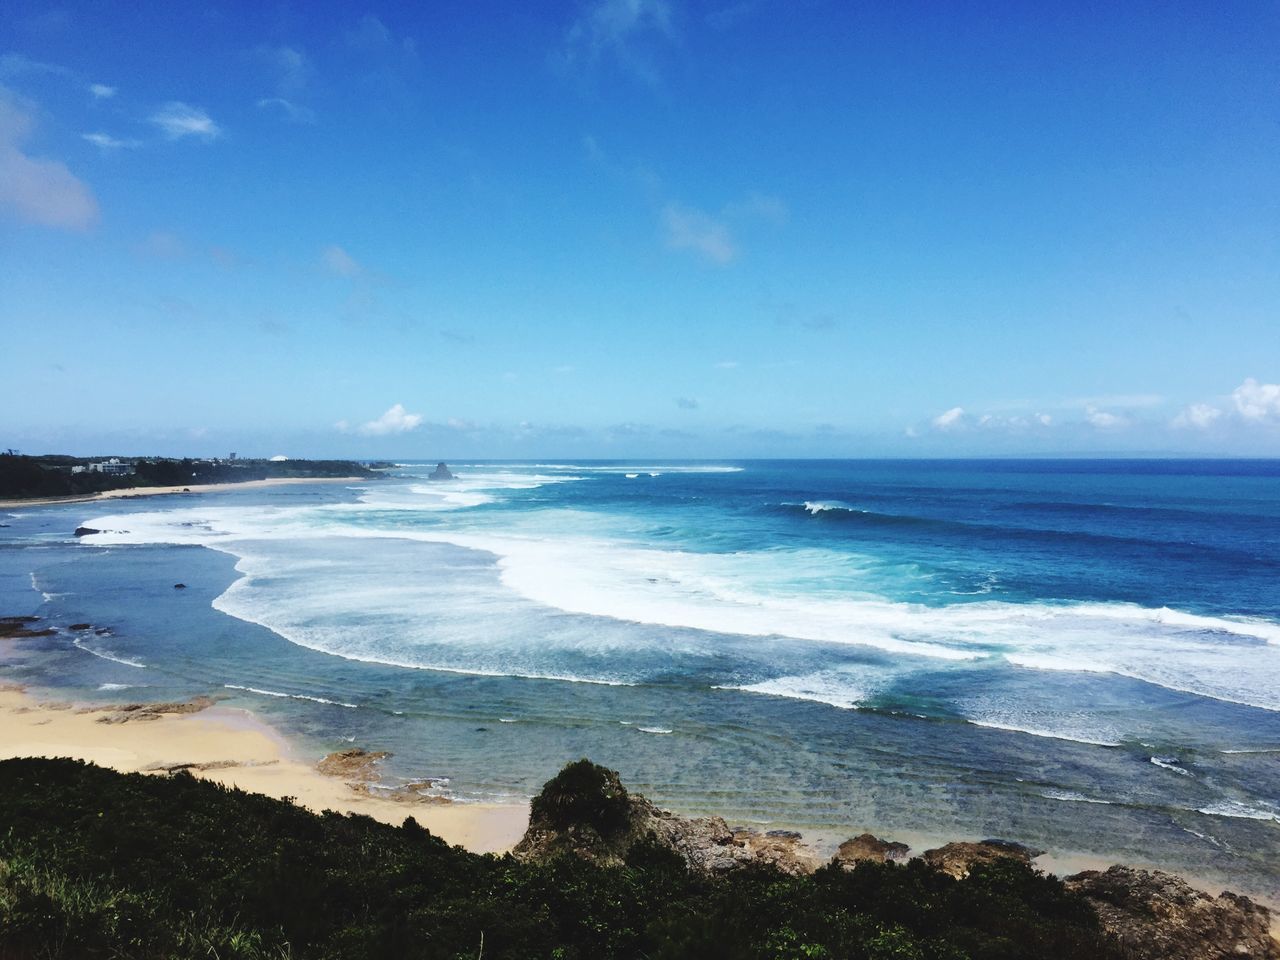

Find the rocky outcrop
[[1066, 865, 1279, 960], [513, 760, 818, 875], [73, 526, 100, 537], [316, 748, 390, 782], [921, 839, 1044, 879], [90, 696, 218, 724], [833, 832, 911, 867], [427, 462, 454, 481], [0, 616, 56, 639]]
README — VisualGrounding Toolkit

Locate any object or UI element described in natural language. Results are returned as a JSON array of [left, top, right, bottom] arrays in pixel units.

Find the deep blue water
[[2, 460, 1278, 900]]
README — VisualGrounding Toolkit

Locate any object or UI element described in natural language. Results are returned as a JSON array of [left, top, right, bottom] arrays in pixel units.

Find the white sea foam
[[72, 637, 145, 668], [223, 683, 357, 709], [72, 485, 1280, 715], [1196, 800, 1280, 823], [1040, 789, 1114, 805], [1150, 756, 1192, 776], [968, 719, 1122, 747], [798, 500, 863, 515], [637, 726, 673, 734], [97, 682, 134, 691], [722, 670, 879, 710]]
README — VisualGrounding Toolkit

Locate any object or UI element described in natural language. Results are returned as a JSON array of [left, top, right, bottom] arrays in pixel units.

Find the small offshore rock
[[173, 583, 187, 589], [427, 462, 454, 481], [74, 527, 100, 537]]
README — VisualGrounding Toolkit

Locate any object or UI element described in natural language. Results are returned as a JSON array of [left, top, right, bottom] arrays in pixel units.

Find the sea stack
[[428, 462, 454, 481]]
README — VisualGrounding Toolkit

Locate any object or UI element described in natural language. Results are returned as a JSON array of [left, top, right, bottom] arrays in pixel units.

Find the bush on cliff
[[0, 757, 1122, 960]]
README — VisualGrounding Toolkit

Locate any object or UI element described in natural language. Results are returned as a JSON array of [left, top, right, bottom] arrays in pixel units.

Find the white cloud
[[932, 406, 965, 430], [322, 244, 361, 277], [340, 404, 423, 436], [1171, 403, 1222, 430], [663, 203, 735, 263], [258, 45, 311, 96], [1232, 378, 1280, 422], [88, 83, 116, 99], [1073, 393, 1164, 410], [1036, 413, 1052, 426], [0, 85, 98, 230], [562, 0, 674, 83], [82, 131, 140, 150], [0, 52, 69, 78], [676, 396, 699, 409], [256, 97, 316, 124], [1085, 406, 1127, 429], [150, 102, 221, 141]]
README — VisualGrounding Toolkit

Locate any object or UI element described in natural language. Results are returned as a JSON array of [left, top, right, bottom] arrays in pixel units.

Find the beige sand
[[0, 476, 370, 510], [0, 688, 528, 853]]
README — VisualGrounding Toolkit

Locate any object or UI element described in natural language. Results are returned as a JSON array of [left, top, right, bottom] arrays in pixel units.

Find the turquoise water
[[2, 460, 1278, 899]]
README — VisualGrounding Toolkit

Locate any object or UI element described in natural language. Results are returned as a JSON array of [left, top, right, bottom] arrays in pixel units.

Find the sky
[[1, 0, 1278, 459]]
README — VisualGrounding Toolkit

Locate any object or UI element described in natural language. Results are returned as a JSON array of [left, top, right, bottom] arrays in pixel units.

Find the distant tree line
[[0, 453, 379, 500]]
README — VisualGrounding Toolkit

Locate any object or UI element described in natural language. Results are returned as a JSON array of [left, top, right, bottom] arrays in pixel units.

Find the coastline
[[1, 685, 1276, 941], [0, 475, 370, 510], [0, 686, 528, 854]]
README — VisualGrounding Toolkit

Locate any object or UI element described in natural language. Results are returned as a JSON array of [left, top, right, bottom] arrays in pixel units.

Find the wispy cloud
[[714, 360, 739, 369], [0, 85, 98, 231], [0, 52, 70, 78], [1171, 403, 1222, 430], [82, 131, 140, 150], [150, 102, 221, 141], [663, 202, 735, 263], [88, 83, 116, 99], [932, 406, 965, 430], [675, 396, 699, 409], [256, 97, 316, 124], [257, 45, 311, 96], [338, 403, 424, 436], [560, 0, 675, 84], [322, 245, 362, 277], [347, 14, 418, 55], [1085, 406, 1127, 429]]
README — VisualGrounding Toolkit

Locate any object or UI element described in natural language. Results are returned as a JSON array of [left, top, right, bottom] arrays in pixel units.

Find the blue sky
[[2, 0, 1277, 458]]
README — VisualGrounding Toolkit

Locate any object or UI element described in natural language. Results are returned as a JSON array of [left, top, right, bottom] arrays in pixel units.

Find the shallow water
[[2, 460, 1278, 901]]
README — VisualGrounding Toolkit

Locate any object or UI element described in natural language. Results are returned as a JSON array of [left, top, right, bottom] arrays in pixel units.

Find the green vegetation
[[0, 758, 1122, 959], [0, 453, 377, 500]]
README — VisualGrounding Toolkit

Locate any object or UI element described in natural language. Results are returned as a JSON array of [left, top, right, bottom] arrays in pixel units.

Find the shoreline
[[0, 686, 528, 853], [0, 476, 370, 509], [0, 685, 1276, 939]]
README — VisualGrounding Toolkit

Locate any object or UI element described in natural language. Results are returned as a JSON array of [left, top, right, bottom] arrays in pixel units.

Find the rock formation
[[513, 760, 818, 875], [832, 832, 911, 867], [1066, 865, 1279, 960], [921, 839, 1045, 879], [428, 462, 454, 481]]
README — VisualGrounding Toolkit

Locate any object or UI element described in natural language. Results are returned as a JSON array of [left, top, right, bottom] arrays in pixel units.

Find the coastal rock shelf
[[514, 760, 1279, 960]]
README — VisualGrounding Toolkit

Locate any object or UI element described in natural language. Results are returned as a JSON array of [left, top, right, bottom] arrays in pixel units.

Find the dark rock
[[921, 840, 1040, 878], [513, 760, 819, 875], [0, 616, 56, 640], [427, 462, 454, 481], [833, 833, 911, 867], [74, 526, 100, 537], [173, 583, 187, 589], [1067, 865, 1279, 960], [68, 623, 92, 631]]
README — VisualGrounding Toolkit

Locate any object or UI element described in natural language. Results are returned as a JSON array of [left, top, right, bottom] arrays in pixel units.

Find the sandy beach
[[0, 476, 369, 510], [0, 686, 528, 853]]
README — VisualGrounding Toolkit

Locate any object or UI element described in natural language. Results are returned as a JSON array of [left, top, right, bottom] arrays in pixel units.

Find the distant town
[[0, 452, 389, 501]]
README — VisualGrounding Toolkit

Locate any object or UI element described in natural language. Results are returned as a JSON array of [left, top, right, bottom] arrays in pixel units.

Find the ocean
[[2, 459, 1278, 899]]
